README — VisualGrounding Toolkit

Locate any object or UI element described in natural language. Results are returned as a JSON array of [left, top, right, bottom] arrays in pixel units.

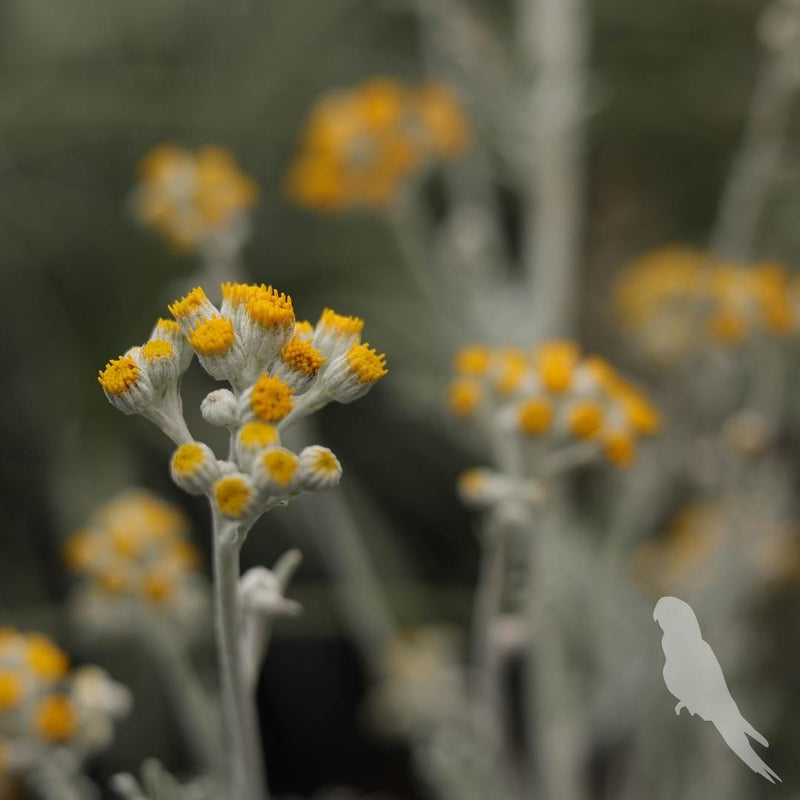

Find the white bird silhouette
[[653, 596, 780, 784]]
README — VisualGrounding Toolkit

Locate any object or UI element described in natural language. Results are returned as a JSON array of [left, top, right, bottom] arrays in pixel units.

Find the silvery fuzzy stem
[[517, 0, 589, 339], [524, 491, 587, 800], [709, 2, 799, 261], [211, 511, 267, 800]]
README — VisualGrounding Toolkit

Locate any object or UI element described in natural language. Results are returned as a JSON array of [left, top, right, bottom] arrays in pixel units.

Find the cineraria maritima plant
[[98, 282, 387, 800]]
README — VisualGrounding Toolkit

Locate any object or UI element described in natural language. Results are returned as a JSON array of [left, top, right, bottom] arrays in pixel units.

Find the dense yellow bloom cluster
[[63, 489, 201, 608], [448, 341, 661, 468], [285, 77, 471, 211], [100, 283, 387, 522], [615, 246, 796, 361], [634, 502, 800, 595], [132, 144, 258, 251], [0, 628, 129, 775]]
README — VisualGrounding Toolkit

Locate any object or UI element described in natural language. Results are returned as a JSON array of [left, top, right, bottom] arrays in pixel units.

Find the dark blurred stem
[[709, 38, 798, 261], [143, 614, 223, 774], [517, 0, 588, 339]]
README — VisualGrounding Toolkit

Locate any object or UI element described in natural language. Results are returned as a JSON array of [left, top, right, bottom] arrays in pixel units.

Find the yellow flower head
[[346, 342, 388, 384], [35, 695, 78, 742], [26, 635, 69, 682], [453, 345, 491, 376], [0, 670, 22, 711], [535, 341, 580, 393], [250, 374, 295, 422], [98, 356, 140, 396], [246, 286, 295, 331], [214, 475, 255, 519], [603, 431, 637, 467], [188, 317, 236, 356], [280, 337, 326, 377], [259, 448, 300, 489], [567, 400, 604, 439], [447, 379, 481, 418], [238, 422, 279, 450], [517, 398, 553, 436]]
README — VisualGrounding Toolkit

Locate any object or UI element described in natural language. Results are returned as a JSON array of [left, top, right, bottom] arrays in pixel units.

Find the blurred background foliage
[[2, 0, 799, 796]]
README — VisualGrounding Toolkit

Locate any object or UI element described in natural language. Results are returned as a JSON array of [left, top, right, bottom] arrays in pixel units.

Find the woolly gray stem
[[212, 511, 267, 800], [518, 0, 589, 339]]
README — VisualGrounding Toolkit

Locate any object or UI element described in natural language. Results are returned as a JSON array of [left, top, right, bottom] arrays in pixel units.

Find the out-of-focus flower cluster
[[634, 501, 800, 595], [447, 342, 661, 492], [615, 246, 796, 364], [0, 629, 130, 777], [98, 284, 387, 523], [286, 77, 471, 212], [132, 145, 258, 253], [64, 489, 206, 627]]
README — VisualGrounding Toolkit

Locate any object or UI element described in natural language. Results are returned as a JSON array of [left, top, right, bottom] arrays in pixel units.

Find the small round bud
[[201, 389, 239, 427]]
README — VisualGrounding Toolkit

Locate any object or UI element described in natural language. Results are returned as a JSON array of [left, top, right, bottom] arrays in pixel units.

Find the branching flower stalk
[[99, 284, 387, 800]]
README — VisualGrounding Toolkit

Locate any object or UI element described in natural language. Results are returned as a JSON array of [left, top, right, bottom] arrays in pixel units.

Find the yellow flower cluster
[[63, 489, 200, 608], [447, 341, 661, 467], [0, 628, 129, 771], [633, 502, 800, 595], [133, 144, 258, 251], [100, 283, 387, 522], [615, 246, 796, 361], [285, 77, 471, 212]]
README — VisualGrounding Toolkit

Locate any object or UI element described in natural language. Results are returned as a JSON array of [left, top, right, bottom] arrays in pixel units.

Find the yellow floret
[[172, 540, 200, 570], [251, 374, 294, 422], [143, 572, 175, 604], [239, 422, 279, 449], [295, 320, 315, 338], [447, 379, 481, 418], [99, 569, 127, 594], [141, 339, 174, 361], [214, 476, 253, 518], [35, 695, 78, 742], [568, 401, 604, 438], [154, 318, 181, 338], [453, 345, 490, 376], [172, 443, 207, 476], [617, 387, 661, 436], [536, 341, 580, 393], [318, 308, 364, 337], [346, 342, 388, 383], [63, 530, 97, 572], [188, 317, 235, 356], [262, 450, 299, 487], [168, 287, 208, 319], [111, 527, 144, 559], [313, 449, 340, 475], [0, 670, 22, 711], [221, 282, 260, 308], [603, 431, 637, 466], [281, 337, 326, 376], [98, 356, 140, 396], [246, 286, 295, 329], [26, 635, 69, 681], [517, 398, 553, 436], [708, 310, 747, 344], [493, 349, 528, 396], [458, 468, 489, 497]]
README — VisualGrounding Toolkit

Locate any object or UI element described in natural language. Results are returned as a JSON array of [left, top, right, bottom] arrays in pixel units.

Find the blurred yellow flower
[[614, 246, 798, 362], [286, 76, 472, 212], [64, 489, 201, 609], [133, 144, 258, 252], [447, 341, 660, 469]]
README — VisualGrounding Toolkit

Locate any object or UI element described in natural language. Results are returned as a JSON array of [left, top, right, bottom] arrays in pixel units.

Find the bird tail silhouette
[[713, 714, 781, 784]]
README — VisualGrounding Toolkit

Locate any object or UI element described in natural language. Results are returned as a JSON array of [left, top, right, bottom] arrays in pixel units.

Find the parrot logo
[[653, 596, 780, 784]]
